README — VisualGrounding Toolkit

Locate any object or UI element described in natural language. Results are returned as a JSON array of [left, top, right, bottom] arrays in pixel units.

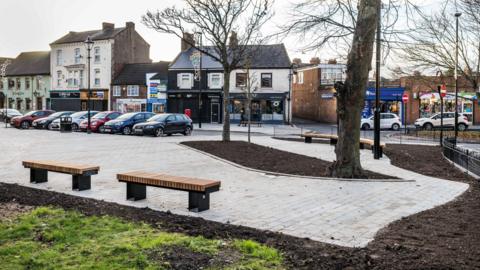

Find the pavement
[[0, 126, 469, 247]]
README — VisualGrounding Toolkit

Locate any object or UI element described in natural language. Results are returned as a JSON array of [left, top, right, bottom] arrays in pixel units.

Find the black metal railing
[[442, 137, 480, 177]]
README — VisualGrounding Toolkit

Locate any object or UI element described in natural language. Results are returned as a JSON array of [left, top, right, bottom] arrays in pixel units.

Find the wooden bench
[[22, 160, 100, 191], [117, 171, 221, 212], [301, 133, 386, 157]]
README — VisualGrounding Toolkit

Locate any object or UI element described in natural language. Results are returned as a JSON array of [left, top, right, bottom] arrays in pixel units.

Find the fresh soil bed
[[182, 140, 392, 179], [0, 144, 478, 269]]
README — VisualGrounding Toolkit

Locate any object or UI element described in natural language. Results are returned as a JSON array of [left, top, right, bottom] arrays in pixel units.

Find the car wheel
[[47, 123, 53, 130], [184, 127, 192, 136], [457, 123, 467, 131], [72, 123, 79, 131], [98, 125, 105, 133], [21, 121, 30, 129], [361, 123, 370, 130], [391, 123, 400, 131], [423, 123, 433, 130], [154, 128, 164, 137], [122, 126, 132, 135]]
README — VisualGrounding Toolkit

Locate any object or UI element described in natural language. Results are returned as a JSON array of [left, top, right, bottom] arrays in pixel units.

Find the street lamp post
[[84, 36, 94, 134], [195, 32, 203, 129], [454, 12, 462, 144], [1, 59, 11, 128], [373, 1, 382, 159]]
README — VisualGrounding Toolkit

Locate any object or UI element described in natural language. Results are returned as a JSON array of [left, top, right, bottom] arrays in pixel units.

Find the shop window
[[261, 73, 272, 88], [113, 86, 121, 97], [236, 73, 247, 88], [127, 85, 139, 96], [152, 103, 165, 113], [177, 73, 193, 89], [208, 73, 223, 89]]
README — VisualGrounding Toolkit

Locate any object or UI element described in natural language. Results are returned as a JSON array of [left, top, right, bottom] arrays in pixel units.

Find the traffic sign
[[440, 84, 447, 98], [402, 94, 409, 102]]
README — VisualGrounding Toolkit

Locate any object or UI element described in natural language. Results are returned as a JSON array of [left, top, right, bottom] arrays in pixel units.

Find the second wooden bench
[[117, 171, 221, 212]]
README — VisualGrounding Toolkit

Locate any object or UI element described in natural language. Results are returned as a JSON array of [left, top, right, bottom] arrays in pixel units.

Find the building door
[[211, 103, 220, 123], [36, 97, 42, 110]]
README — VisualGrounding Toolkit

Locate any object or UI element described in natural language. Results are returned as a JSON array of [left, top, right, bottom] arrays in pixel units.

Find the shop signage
[[402, 94, 409, 102], [321, 93, 335, 99], [50, 91, 80, 99], [149, 82, 159, 98]]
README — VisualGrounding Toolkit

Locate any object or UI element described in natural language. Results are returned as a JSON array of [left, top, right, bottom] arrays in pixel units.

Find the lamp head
[[455, 12, 462, 17], [84, 36, 94, 49]]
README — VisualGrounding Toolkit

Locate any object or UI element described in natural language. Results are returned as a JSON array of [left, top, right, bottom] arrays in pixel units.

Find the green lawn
[[0, 207, 284, 270]]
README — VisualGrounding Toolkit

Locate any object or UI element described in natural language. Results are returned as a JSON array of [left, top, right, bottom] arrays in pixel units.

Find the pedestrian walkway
[[0, 127, 469, 247]]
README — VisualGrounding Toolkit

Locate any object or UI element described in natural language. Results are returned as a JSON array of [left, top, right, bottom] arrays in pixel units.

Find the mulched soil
[[182, 140, 393, 179], [0, 143, 479, 269]]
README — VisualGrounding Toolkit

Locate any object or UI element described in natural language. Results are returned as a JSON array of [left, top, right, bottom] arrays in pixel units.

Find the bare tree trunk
[[328, 0, 379, 178], [222, 70, 231, 142]]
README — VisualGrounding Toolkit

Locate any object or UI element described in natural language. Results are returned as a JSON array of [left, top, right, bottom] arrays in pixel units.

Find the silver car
[[50, 111, 99, 131]]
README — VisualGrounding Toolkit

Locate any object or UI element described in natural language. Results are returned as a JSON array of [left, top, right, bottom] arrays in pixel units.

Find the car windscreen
[[147, 114, 169, 122], [70, 112, 87, 118], [116, 113, 136, 120], [47, 112, 65, 119], [24, 111, 37, 116], [92, 112, 108, 119]]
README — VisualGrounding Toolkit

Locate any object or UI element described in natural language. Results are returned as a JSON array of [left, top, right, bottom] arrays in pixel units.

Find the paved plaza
[[0, 126, 469, 247]]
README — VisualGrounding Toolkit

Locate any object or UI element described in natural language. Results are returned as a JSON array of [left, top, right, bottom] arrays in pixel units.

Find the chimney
[[309, 57, 320, 65], [292, 58, 302, 65], [181, 33, 195, 51], [102, 22, 114, 31], [126, 22, 135, 30], [327, 59, 337, 64]]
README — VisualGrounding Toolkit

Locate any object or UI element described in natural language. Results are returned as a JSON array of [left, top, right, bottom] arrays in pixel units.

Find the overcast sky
[[0, 0, 440, 74]]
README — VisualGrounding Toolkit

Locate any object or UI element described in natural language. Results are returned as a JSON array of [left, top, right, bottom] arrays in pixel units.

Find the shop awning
[[364, 87, 405, 101], [229, 92, 287, 100]]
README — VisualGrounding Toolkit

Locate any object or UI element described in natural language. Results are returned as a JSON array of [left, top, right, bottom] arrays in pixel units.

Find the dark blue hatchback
[[102, 112, 155, 135]]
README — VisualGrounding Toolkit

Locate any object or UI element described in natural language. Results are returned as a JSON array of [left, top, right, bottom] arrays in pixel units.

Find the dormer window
[[177, 73, 193, 89]]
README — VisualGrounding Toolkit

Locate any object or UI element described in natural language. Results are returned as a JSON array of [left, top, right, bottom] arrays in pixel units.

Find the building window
[[8, 79, 14, 90], [0, 79, 3, 90], [16, 78, 21, 90], [127, 85, 139, 96], [74, 48, 81, 64], [321, 68, 344, 85], [113, 86, 121, 97], [236, 73, 247, 88], [79, 70, 84, 87], [56, 50, 63, 66], [94, 69, 100, 86], [57, 71, 62, 87], [94, 47, 101, 63], [26, 99, 31, 110], [25, 78, 30, 89], [298, 72, 304, 84], [261, 73, 272, 88], [177, 73, 193, 89], [67, 71, 73, 87], [208, 73, 223, 89]]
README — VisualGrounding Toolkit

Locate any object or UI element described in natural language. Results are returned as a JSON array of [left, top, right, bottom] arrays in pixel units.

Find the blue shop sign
[[364, 87, 405, 101]]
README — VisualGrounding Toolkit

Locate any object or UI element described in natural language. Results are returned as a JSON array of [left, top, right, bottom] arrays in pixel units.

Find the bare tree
[[239, 60, 258, 143], [142, 0, 273, 141], [400, 0, 480, 90]]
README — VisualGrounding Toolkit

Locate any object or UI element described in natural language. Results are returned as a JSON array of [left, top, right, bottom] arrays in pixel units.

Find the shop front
[[49, 90, 81, 111], [167, 92, 222, 123], [115, 98, 147, 113], [362, 87, 405, 122], [229, 92, 287, 124], [80, 89, 108, 111], [419, 92, 477, 122], [146, 80, 167, 113]]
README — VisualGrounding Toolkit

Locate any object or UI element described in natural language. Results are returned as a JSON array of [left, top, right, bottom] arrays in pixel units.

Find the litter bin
[[184, 108, 192, 118], [60, 116, 73, 133]]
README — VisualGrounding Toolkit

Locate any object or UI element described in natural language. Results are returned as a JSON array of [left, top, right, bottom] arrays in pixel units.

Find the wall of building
[[111, 84, 147, 113], [229, 68, 290, 94], [0, 75, 50, 112]]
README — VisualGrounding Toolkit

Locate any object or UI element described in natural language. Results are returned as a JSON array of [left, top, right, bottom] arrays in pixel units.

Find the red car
[[10, 110, 55, 129], [79, 111, 122, 133]]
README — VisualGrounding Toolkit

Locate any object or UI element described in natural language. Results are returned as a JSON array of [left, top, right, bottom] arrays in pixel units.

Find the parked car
[[414, 112, 470, 131], [103, 112, 155, 135], [10, 110, 55, 129], [79, 111, 122, 133], [32, 111, 74, 130], [361, 113, 402, 131], [0, 108, 22, 123], [50, 111, 99, 131], [133, 113, 193, 137]]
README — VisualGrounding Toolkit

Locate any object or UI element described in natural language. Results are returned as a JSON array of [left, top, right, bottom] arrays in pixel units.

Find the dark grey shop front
[[167, 92, 222, 123], [49, 91, 81, 111]]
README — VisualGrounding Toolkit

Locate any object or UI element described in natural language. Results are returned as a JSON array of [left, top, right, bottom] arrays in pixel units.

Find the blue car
[[103, 112, 155, 135]]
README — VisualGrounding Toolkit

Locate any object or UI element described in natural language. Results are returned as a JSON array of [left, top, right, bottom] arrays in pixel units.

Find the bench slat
[[22, 160, 100, 175], [117, 171, 220, 192], [302, 133, 386, 147]]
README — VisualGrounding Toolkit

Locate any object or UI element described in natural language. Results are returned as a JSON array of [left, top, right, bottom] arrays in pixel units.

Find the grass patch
[[0, 207, 284, 269]]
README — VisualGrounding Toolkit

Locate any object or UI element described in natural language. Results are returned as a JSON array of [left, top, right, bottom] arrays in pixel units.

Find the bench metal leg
[[305, 137, 312, 143], [330, 138, 338, 145], [188, 192, 210, 212], [360, 143, 365, 150], [30, 168, 48, 183], [72, 175, 91, 191], [126, 183, 146, 201]]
